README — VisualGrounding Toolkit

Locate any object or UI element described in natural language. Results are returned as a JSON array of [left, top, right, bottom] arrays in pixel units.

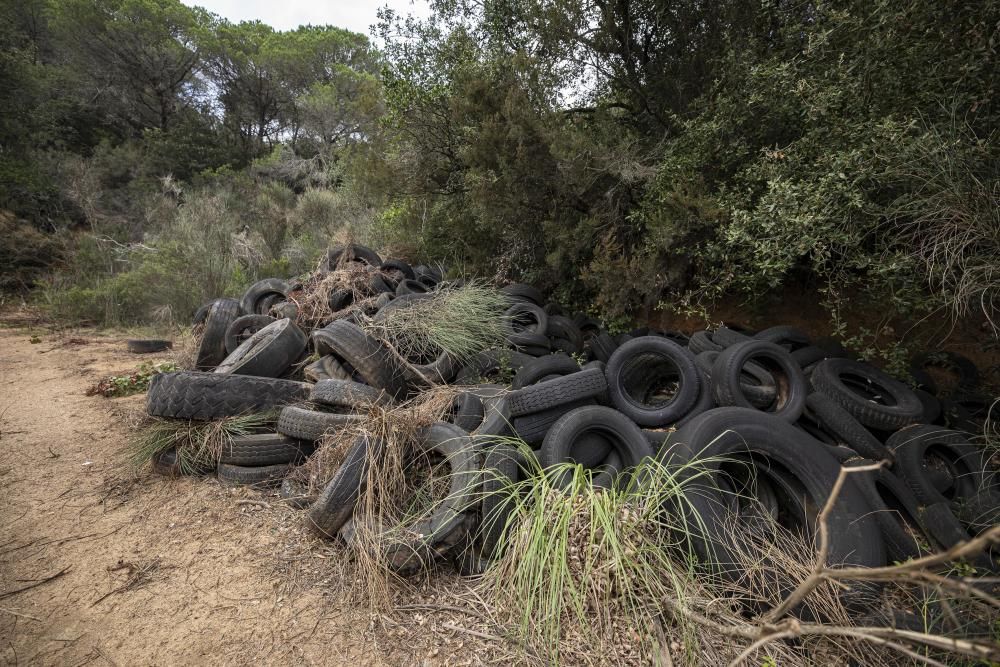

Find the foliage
[[87, 360, 179, 397], [126, 412, 275, 475]]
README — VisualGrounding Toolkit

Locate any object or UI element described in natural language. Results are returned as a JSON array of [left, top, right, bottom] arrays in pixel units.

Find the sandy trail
[[0, 326, 440, 666]]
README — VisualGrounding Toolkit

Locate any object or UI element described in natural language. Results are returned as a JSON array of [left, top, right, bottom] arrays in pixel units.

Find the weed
[[87, 361, 179, 397], [126, 412, 275, 475]]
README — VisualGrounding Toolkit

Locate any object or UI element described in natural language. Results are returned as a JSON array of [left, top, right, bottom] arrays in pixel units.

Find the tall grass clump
[[365, 282, 510, 365], [127, 412, 275, 475], [479, 454, 743, 663]]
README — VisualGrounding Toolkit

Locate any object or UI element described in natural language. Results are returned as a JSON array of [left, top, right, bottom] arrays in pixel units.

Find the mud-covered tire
[[307, 434, 383, 537], [312, 320, 408, 398], [196, 299, 241, 370], [127, 339, 172, 354], [217, 462, 292, 487], [214, 318, 307, 378], [220, 433, 313, 466], [276, 405, 364, 441], [147, 371, 310, 420]]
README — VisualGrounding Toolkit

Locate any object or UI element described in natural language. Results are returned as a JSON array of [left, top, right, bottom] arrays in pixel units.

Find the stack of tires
[[142, 259, 999, 582]]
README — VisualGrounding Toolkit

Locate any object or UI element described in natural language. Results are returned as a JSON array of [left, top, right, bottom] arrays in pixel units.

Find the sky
[[182, 0, 432, 38]]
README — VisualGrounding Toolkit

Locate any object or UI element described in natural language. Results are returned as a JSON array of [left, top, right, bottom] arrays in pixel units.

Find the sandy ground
[[0, 325, 497, 667]]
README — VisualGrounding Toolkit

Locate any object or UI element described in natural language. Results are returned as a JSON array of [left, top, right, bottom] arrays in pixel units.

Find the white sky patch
[[183, 0, 431, 39]]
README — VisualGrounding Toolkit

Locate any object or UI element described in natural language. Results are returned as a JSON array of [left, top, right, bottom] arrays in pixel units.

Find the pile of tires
[[142, 256, 999, 581]]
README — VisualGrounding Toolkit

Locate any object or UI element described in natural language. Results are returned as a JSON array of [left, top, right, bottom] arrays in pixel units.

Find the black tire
[[328, 289, 355, 312], [667, 408, 885, 577], [372, 292, 432, 322], [196, 299, 241, 370], [147, 371, 310, 420], [303, 355, 353, 383], [224, 315, 276, 355], [809, 358, 923, 430], [846, 461, 928, 563], [127, 339, 172, 354], [447, 391, 485, 431], [916, 502, 993, 570], [151, 448, 214, 476], [696, 350, 777, 409], [379, 259, 415, 280], [217, 462, 292, 487], [712, 326, 753, 348], [512, 398, 595, 445], [953, 491, 1000, 535], [478, 444, 519, 558], [588, 332, 618, 363], [711, 340, 806, 421], [214, 318, 307, 378], [910, 351, 979, 396], [408, 351, 459, 385], [606, 336, 701, 427], [545, 316, 584, 353], [310, 379, 388, 409], [887, 425, 988, 505], [501, 283, 544, 306], [325, 243, 382, 269], [687, 330, 721, 354], [754, 325, 810, 350], [512, 355, 581, 389], [674, 365, 716, 429], [455, 349, 531, 385], [311, 320, 408, 398], [505, 302, 548, 336], [508, 368, 607, 417], [540, 405, 654, 487], [220, 433, 313, 466], [474, 395, 514, 438], [395, 279, 429, 296], [307, 434, 383, 537], [276, 405, 364, 441], [914, 389, 942, 424], [193, 297, 240, 328], [543, 302, 565, 316], [805, 392, 892, 461], [240, 278, 290, 315], [370, 273, 397, 295], [369, 422, 481, 573]]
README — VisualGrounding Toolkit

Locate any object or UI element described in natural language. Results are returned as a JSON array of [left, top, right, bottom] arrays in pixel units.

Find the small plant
[[126, 412, 275, 475], [88, 361, 179, 397]]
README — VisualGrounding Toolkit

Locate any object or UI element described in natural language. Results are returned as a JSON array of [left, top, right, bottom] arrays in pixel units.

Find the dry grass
[[289, 262, 383, 331]]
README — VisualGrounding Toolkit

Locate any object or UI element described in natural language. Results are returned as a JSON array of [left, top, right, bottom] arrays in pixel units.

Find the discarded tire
[[147, 371, 310, 420]]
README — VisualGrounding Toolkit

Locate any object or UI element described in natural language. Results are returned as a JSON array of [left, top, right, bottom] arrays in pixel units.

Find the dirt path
[[0, 326, 483, 666]]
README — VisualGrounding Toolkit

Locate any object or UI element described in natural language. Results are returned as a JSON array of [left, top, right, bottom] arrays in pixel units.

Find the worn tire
[[147, 371, 309, 420], [276, 405, 364, 441], [127, 339, 172, 354], [455, 349, 531, 385], [310, 379, 389, 409], [196, 299, 241, 370], [606, 336, 700, 427], [501, 283, 544, 306], [307, 434, 383, 537], [214, 318, 307, 378], [512, 355, 581, 389], [312, 320, 408, 398], [220, 433, 313, 466], [325, 243, 382, 269], [711, 340, 806, 421], [887, 425, 988, 506], [805, 392, 892, 461], [505, 302, 548, 336], [507, 368, 607, 417], [224, 315, 276, 355], [810, 358, 923, 430], [217, 462, 292, 487], [240, 278, 290, 315]]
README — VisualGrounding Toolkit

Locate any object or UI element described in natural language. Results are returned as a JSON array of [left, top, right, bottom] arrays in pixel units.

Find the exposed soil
[[0, 323, 496, 666]]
